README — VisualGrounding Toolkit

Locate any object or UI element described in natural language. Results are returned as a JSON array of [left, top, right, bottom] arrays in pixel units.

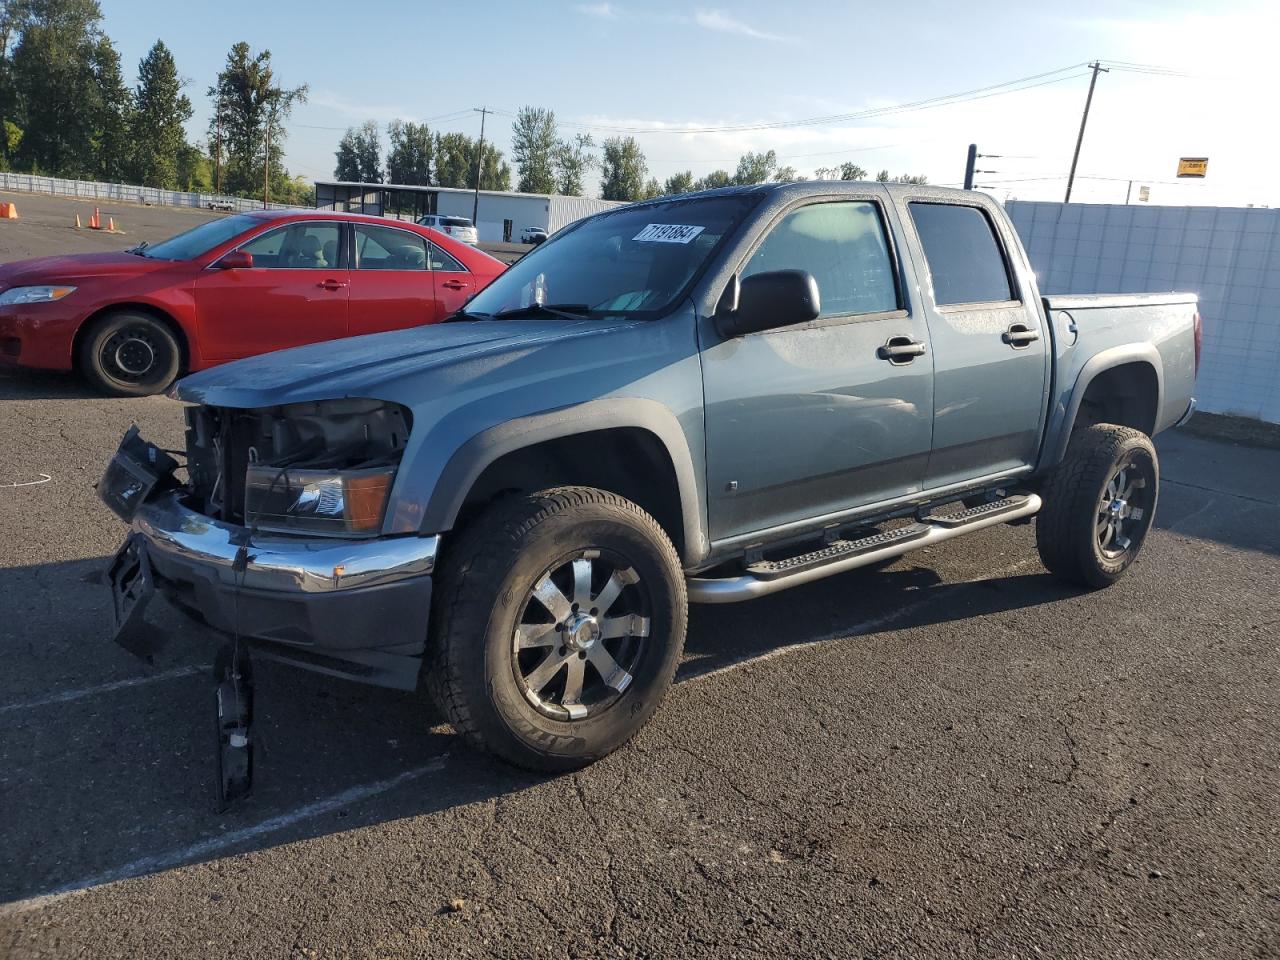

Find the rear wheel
[[427, 487, 687, 771], [78, 310, 182, 396], [1036, 424, 1159, 588]]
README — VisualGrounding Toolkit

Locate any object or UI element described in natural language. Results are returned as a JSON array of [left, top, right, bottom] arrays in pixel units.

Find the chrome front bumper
[[133, 492, 439, 594]]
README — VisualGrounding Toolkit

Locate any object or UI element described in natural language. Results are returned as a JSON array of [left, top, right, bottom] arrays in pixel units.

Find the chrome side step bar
[[687, 493, 1041, 604]]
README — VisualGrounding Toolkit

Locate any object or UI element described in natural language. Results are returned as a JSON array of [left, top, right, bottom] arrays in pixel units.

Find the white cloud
[[575, 2, 617, 18], [693, 9, 793, 43]]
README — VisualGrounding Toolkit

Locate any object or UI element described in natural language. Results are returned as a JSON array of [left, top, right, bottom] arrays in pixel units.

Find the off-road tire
[[426, 486, 687, 771], [1036, 423, 1159, 589], [78, 310, 183, 396]]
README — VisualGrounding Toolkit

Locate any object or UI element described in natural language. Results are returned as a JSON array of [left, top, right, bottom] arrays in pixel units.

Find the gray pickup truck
[[101, 182, 1198, 785]]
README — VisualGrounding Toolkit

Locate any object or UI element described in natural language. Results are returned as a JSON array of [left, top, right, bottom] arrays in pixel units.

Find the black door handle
[[1002, 324, 1040, 348], [878, 336, 927, 364]]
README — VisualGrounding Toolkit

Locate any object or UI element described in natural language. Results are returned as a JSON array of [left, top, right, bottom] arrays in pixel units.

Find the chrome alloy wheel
[[512, 550, 652, 721], [1096, 461, 1150, 559]]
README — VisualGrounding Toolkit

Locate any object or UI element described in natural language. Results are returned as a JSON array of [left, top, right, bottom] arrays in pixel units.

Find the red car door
[[428, 241, 477, 318], [348, 222, 439, 337], [194, 220, 349, 361]]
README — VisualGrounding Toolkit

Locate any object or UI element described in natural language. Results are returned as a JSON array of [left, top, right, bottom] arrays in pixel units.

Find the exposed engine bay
[[183, 398, 411, 528]]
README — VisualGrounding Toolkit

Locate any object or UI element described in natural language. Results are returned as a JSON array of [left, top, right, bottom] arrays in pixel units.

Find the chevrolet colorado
[[100, 182, 1199, 783]]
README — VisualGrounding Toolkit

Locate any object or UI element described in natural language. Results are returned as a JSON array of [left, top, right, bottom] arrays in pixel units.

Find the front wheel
[[78, 310, 182, 396], [427, 487, 687, 771], [1035, 424, 1159, 588]]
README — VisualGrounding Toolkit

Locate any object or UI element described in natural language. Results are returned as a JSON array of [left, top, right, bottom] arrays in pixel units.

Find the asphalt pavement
[[0, 363, 1277, 959]]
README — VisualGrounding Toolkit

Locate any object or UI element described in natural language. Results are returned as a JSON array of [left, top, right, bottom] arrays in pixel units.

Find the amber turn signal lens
[[344, 471, 394, 531]]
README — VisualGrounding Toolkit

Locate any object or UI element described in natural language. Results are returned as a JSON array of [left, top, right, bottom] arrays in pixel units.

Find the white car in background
[[521, 226, 549, 245], [416, 214, 478, 245]]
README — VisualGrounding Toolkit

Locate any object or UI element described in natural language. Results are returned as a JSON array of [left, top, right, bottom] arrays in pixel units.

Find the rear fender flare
[[1042, 343, 1164, 468]]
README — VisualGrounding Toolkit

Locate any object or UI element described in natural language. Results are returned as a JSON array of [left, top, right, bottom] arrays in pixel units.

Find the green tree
[[130, 40, 191, 189], [839, 162, 867, 180], [89, 32, 129, 180], [663, 170, 695, 194], [877, 169, 928, 184], [599, 135, 647, 201], [773, 164, 801, 183], [175, 141, 211, 192], [385, 118, 432, 184], [478, 141, 511, 191], [434, 131, 473, 187], [511, 105, 557, 194], [10, 0, 108, 177], [642, 176, 662, 199], [333, 128, 359, 181], [553, 133, 595, 196], [694, 169, 732, 190], [733, 149, 779, 185], [208, 41, 306, 199]]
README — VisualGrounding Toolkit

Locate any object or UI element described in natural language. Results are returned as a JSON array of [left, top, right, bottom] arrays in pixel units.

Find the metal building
[[314, 181, 624, 243]]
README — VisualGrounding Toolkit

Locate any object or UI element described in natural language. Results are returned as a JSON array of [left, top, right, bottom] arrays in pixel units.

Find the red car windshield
[[137, 214, 261, 261]]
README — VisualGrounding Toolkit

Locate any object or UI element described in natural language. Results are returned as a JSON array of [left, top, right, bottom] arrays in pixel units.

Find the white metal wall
[[0, 172, 298, 213], [1007, 201, 1280, 424]]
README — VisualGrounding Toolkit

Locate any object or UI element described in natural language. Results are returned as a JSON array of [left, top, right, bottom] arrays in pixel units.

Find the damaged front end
[[99, 397, 438, 692]]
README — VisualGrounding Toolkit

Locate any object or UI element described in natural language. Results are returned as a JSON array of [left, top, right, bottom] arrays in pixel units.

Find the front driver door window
[[702, 198, 935, 541], [194, 221, 349, 360]]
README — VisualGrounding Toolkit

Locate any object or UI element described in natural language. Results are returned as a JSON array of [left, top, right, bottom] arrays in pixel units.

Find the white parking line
[[684, 557, 1038, 684], [0, 665, 207, 714], [0, 757, 448, 917]]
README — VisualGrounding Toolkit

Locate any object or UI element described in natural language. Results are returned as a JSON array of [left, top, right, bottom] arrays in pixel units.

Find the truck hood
[[0, 251, 168, 284], [175, 318, 641, 408]]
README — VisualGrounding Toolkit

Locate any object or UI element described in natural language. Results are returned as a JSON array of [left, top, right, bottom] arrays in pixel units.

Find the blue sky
[[100, 0, 1275, 206]]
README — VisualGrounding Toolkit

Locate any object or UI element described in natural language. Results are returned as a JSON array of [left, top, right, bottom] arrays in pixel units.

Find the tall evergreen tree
[[208, 41, 305, 198], [511, 106, 557, 194], [333, 119, 380, 182], [89, 32, 129, 180], [664, 170, 695, 194], [130, 40, 190, 188], [10, 0, 107, 176]]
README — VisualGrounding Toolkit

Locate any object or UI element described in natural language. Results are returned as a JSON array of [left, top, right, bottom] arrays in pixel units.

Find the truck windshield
[[139, 214, 260, 260], [465, 194, 758, 319]]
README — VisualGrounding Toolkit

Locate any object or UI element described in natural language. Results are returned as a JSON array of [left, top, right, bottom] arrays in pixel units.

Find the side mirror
[[216, 250, 253, 269], [716, 270, 820, 338]]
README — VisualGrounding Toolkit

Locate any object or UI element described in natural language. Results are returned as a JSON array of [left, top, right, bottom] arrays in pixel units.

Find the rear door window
[[742, 201, 899, 318], [908, 202, 1014, 306], [355, 224, 429, 271], [428, 244, 467, 272]]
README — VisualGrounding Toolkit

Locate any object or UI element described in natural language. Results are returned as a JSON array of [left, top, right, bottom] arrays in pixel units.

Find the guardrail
[[0, 172, 301, 213]]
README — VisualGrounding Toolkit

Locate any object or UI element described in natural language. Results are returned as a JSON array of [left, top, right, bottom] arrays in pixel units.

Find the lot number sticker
[[633, 223, 705, 244]]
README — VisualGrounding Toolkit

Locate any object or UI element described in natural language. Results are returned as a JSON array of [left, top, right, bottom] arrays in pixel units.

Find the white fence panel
[[1007, 201, 1280, 425], [0, 171, 300, 213]]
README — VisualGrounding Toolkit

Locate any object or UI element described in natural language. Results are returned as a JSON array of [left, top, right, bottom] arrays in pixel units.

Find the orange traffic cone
[[107, 217, 115, 232], [75, 214, 82, 229], [0, 202, 17, 219], [89, 207, 101, 229]]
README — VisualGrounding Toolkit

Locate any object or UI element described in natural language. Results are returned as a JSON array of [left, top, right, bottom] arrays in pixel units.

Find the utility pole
[[263, 122, 271, 208], [472, 106, 490, 228], [214, 113, 222, 195], [1065, 61, 1108, 204], [963, 144, 977, 190]]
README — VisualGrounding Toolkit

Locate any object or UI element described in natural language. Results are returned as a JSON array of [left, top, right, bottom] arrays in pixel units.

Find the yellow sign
[[1177, 157, 1208, 178]]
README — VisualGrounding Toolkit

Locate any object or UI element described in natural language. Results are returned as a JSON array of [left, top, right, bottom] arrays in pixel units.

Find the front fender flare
[[419, 398, 709, 566]]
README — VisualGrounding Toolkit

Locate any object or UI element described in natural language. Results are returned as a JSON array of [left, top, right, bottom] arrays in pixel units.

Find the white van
[[416, 214, 479, 245]]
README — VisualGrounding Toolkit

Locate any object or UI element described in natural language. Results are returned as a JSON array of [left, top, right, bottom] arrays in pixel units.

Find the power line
[[487, 63, 1093, 136]]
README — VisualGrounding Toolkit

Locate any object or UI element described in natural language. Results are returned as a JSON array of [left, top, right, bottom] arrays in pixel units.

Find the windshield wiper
[[446, 307, 494, 322], [493, 303, 592, 322], [125, 241, 151, 258]]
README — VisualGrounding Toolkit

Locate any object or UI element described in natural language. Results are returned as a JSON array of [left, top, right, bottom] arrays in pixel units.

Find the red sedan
[[0, 210, 506, 395]]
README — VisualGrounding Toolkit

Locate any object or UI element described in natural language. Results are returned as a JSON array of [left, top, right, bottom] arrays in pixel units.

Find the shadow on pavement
[[0, 367, 102, 401], [2, 554, 1076, 906]]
